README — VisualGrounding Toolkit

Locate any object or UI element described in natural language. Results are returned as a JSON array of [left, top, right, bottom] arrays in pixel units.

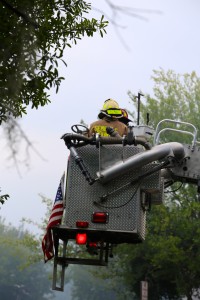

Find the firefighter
[[88, 99, 128, 137]]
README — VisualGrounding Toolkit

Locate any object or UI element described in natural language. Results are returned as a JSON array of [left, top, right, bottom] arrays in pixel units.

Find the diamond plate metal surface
[[64, 145, 161, 238]]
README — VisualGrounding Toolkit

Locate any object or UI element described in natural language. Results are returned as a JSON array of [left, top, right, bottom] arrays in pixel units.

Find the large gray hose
[[97, 142, 186, 183]]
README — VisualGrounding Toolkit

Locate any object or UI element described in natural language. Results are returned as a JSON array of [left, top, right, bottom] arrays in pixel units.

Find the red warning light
[[92, 212, 108, 223], [76, 233, 87, 245], [76, 221, 89, 228]]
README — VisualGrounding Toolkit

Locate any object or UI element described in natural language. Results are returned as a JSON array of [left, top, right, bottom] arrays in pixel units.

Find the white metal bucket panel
[[64, 145, 161, 239]]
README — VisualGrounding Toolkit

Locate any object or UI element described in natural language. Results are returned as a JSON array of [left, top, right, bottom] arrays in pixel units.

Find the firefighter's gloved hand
[[106, 127, 121, 138]]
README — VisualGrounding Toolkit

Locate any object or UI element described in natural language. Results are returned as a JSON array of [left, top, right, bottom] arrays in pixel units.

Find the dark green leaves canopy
[[0, 0, 108, 123]]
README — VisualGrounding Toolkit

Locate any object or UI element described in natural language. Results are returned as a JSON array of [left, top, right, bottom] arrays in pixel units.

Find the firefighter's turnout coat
[[89, 117, 128, 137]]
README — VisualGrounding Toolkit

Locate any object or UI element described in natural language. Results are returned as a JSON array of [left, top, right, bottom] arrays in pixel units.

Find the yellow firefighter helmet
[[99, 99, 123, 119]]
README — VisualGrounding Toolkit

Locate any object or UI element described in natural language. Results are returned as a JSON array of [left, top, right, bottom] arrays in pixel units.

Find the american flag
[[42, 173, 65, 263]]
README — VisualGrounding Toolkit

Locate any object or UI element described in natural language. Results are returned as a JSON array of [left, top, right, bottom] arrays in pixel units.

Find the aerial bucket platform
[[52, 120, 200, 291]]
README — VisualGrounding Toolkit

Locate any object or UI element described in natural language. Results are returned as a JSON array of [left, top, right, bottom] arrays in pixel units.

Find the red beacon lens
[[92, 212, 108, 223], [76, 221, 89, 228], [76, 233, 87, 245]]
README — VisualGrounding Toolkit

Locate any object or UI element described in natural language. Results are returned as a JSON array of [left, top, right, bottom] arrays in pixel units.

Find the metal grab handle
[[154, 119, 198, 149]]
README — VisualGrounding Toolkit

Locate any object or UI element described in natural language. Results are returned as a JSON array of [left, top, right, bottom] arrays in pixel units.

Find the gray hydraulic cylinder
[[97, 142, 185, 184]]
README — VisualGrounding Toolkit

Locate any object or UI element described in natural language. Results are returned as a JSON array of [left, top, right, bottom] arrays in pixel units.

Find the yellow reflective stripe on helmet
[[106, 109, 122, 115]]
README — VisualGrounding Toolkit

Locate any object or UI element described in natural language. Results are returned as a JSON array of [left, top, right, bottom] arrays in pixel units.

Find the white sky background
[[0, 0, 200, 233]]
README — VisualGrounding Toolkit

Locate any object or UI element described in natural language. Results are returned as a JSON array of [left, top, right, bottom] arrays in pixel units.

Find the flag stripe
[[48, 209, 64, 218], [42, 173, 65, 263]]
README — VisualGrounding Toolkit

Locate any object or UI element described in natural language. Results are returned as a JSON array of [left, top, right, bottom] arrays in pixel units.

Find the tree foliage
[[0, 0, 108, 124], [70, 265, 118, 300], [129, 69, 200, 136], [0, 217, 53, 299]]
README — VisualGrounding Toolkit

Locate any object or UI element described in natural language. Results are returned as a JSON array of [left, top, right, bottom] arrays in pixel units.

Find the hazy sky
[[1, 0, 200, 233]]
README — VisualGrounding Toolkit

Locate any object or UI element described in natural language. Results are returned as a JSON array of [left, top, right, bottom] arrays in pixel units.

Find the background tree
[[128, 69, 200, 137], [70, 265, 118, 300], [0, 217, 53, 299], [0, 0, 108, 124]]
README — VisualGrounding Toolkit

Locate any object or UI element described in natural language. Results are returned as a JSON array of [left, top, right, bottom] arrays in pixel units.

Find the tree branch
[[0, 0, 39, 28]]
